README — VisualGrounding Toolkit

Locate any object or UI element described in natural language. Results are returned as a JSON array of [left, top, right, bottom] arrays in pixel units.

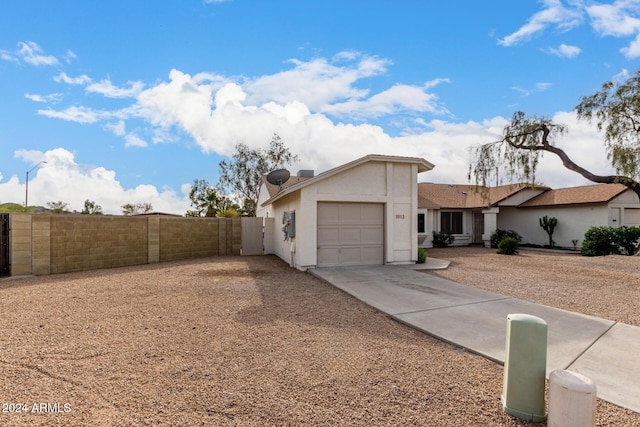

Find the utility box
[[501, 313, 547, 422]]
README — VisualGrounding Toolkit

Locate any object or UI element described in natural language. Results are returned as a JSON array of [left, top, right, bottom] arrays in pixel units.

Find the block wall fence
[[8, 213, 242, 276]]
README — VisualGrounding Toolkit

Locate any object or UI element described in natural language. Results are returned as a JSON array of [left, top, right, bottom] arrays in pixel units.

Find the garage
[[624, 208, 640, 226], [317, 202, 384, 267]]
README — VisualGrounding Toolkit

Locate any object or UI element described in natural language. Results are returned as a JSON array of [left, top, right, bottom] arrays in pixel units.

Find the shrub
[[417, 247, 427, 264], [579, 226, 640, 256], [490, 229, 522, 248], [497, 237, 519, 255], [432, 231, 455, 248], [581, 226, 618, 256], [615, 226, 640, 255]]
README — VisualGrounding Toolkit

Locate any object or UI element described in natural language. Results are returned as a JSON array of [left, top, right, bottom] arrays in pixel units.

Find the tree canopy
[[469, 70, 640, 198], [81, 199, 103, 215], [187, 179, 241, 217], [217, 133, 298, 216], [46, 201, 70, 214], [121, 202, 153, 216]]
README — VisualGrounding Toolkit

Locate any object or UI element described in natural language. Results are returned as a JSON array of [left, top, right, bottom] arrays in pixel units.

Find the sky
[[2, 0, 640, 215]]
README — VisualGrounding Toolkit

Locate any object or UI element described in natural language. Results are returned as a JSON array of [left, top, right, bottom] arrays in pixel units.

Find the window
[[417, 213, 425, 234], [441, 211, 463, 234]]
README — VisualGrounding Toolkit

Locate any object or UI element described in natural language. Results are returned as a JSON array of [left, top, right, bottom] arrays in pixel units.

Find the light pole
[[25, 161, 47, 208]]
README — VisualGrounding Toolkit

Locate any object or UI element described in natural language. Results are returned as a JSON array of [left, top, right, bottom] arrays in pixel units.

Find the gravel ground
[[425, 246, 640, 326], [0, 253, 638, 426]]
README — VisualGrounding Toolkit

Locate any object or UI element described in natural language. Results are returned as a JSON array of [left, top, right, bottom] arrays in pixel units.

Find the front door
[[472, 212, 484, 244]]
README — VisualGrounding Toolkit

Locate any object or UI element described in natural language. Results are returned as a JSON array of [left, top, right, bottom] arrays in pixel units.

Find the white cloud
[[37, 106, 110, 124], [245, 52, 390, 110], [501, 1, 640, 58], [1, 148, 190, 214], [546, 43, 582, 57], [125, 134, 148, 148], [0, 50, 18, 63], [32, 51, 617, 197], [54, 72, 92, 85], [86, 79, 145, 98], [25, 92, 63, 103], [322, 80, 450, 117], [498, 0, 583, 46], [16, 41, 59, 66], [512, 82, 552, 97], [64, 49, 77, 63]]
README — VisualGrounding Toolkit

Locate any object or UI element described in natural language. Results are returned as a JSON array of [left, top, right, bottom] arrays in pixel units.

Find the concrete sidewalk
[[309, 263, 640, 413]]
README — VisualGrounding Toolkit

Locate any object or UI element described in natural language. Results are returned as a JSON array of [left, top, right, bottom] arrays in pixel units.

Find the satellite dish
[[266, 169, 290, 190]]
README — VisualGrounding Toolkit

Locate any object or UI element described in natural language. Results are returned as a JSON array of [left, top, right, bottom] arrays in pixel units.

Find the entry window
[[441, 211, 463, 234], [417, 213, 425, 233]]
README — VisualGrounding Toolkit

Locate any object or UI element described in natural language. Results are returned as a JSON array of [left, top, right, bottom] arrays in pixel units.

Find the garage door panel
[[318, 205, 339, 224], [361, 226, 383, 244], [340, 205, 364, 224], [317, 202, 383, 267], [317, 227, 340, 245], [317, 247, 340, 266], [340, 227, 362, 244], [625, 208, 640, 226]]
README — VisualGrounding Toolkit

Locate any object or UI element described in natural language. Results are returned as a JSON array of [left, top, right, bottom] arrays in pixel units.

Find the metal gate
[[0, 213, 9, 277], [241, 217, 266, 255]]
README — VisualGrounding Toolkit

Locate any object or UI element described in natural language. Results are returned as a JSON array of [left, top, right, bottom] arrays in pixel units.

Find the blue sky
[[2, 0, 640, 214]]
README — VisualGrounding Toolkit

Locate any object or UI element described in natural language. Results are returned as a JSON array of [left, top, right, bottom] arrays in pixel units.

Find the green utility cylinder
[[501, 313, 547, 422]]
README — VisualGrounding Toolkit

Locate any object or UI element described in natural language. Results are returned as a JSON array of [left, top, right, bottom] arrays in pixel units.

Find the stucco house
[[257, 154, 434, 270], [500, 183, 640, 248], [417, 183, 549, 247], [419, 182, 640, 249]]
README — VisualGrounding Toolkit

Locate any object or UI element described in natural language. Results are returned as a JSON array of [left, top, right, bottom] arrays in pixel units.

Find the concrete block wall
[[158, 217, 241, 262], [49, 215, 149, 274], [9, 213, 33, 276], [8, 214, 242, 276]]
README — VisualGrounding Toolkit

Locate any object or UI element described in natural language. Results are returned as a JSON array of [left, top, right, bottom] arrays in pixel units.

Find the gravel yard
[[0, 252, 638, 426]]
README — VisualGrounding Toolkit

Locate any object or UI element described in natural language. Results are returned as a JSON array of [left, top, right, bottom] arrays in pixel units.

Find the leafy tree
[[217, 207, 240, 218], [469, 70, 640, 199], [46, 201, 69, 214], [218, 133, 298, 216], [121, 202, 153, 216], [81, 199, 103, 215], [188, 179, 224, 217]]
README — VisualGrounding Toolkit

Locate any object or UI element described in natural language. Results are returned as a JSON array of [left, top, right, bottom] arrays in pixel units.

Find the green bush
[[581, 225, 640, 256], [615, 226, 640, 255], [432, 231, 454, 248], [581, 226, 618, 256], [497, 237, 519, 255], [490, 229, 522, 248], [417, 247, 427, 264]]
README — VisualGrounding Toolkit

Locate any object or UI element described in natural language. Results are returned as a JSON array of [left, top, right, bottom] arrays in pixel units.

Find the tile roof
[[418, 183, 546, 209], [518, 183, 629, 207]]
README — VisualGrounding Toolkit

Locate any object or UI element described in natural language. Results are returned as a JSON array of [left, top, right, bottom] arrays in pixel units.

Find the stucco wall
[[9, 214, 241, 276], [498, 205, 609, 248], [262, 161, 420, 270]]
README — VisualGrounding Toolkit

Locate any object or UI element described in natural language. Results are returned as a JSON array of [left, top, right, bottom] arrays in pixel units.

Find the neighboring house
[[257, 154, 434, 270], [419, 182, 640, 249], [500, 183, 640, 248], [418, 183, 548, 247]]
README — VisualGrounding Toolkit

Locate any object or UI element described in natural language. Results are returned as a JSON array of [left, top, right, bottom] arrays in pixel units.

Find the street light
[[25, 161, 47, 208]]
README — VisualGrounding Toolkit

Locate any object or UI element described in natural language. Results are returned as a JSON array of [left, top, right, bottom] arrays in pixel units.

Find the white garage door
[[624, 208, 640, 226], [317, 202, 384, 267]]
